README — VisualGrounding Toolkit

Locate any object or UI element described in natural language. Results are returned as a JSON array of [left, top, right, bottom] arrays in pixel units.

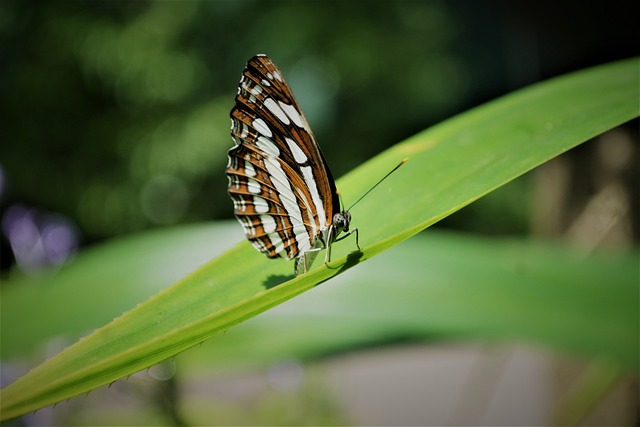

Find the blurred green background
[[1, 0, 637, 273], [1, 0, 638, 425]]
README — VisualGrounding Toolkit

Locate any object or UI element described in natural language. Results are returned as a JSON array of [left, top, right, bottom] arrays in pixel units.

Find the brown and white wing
[[226, 54, 338, 260]]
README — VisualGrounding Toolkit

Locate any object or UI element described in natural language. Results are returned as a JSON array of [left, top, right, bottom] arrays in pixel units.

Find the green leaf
[[1, 58, 638, 420], [177, 232, 638, 373], [0, 222, 242, 360]]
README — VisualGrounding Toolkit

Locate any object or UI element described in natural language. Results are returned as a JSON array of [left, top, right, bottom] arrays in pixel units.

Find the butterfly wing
[[227, 54, 338, 261]]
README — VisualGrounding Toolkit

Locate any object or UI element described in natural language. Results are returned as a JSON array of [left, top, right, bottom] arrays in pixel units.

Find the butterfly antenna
[[347, 158, 408, 211], [338, 191, 346, 211]]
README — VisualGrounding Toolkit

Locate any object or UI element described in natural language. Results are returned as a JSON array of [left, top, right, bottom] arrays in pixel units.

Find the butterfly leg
[[349, 227, 361, 251], [333, 227, 360, 250], [294, 256, 307, 276], [295, 246, 322, 276], [324, 227, 360, 267]]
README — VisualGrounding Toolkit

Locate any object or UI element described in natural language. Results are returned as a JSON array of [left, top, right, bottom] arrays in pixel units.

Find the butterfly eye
[[343, 211, 351, 229], [333, 211, 350, 231]]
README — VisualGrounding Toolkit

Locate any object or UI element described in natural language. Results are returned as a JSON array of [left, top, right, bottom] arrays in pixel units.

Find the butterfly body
[[226, 54, 356, 275]]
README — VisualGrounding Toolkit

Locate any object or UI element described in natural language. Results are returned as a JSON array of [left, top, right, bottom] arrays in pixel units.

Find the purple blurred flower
[[2, 205, 80, 273]]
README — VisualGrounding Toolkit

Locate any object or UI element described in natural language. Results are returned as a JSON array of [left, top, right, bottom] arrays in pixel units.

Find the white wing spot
[[240, 122, 249, 138], [245, 160, 256, 177], [267, 232, 286, 256], [263, 158, 311, 258], [261, 214, 277, 233], [247, 178, 261, 194], [264, 156, 289, 188], [253, 118, 272, 137], [293, 225, 311, 254], [285, 138, 308, 164], [279, 101, 304, 128], [264, 98, 290, 125], [254, 197, 269, 214], [228, 175, 241, 190], [299, 165, 326, 230], [256, 136, 280, 157], [233, 198, 247, 213], [240, 217, 255, 236], [251, 239, 265, 253]]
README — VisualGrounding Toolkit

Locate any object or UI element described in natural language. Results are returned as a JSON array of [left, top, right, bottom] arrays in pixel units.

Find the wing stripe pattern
[[227, 54, 337, 261]]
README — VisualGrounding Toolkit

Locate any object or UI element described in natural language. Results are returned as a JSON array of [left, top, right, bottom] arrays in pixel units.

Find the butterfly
[[226, 54, 405, 275]]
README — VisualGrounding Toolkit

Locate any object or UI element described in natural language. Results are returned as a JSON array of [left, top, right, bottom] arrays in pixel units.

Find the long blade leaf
[[1, 58, 638, 420]]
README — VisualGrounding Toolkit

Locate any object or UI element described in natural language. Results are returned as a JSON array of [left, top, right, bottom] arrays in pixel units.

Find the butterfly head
[[333, 210, 351, 234]]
